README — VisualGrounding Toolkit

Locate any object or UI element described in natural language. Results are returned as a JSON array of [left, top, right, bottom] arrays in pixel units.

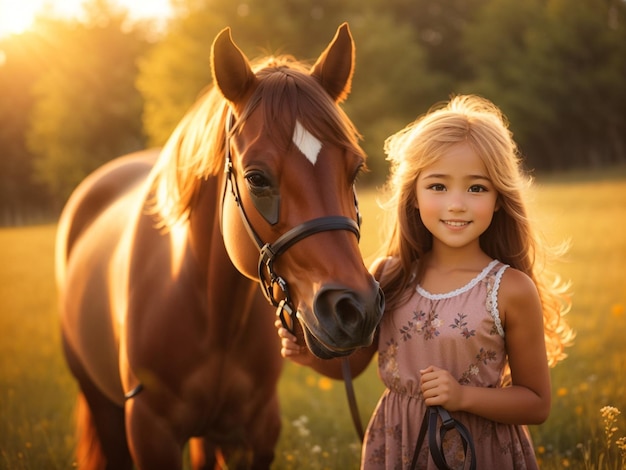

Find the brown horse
[[55, 23, 384, 469]]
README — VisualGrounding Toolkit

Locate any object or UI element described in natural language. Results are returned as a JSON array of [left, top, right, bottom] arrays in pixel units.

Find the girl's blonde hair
[[378, 94, 573, 367]]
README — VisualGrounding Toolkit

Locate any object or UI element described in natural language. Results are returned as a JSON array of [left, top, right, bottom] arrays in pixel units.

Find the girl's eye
[[428, 183, 446, 192], [468, 185, 487, 193]]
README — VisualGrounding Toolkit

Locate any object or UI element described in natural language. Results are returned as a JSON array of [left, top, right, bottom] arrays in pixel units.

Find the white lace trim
[[490, 265, 508, 338], [416, 259, 500, 300]]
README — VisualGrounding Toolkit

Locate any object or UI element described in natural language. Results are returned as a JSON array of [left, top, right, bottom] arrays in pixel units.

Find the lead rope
[[410, 406, 477, 470], [341, 358, 365, 442]]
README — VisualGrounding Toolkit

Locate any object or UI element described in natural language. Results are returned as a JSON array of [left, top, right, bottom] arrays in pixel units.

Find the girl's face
[[415, 143, 499, 252]]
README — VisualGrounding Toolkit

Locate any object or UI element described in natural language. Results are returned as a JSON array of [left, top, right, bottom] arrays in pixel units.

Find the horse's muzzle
[[300, 283, 385, 359]]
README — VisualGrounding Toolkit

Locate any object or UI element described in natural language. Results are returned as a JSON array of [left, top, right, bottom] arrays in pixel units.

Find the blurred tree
[[521, 0, 626, 169], [383, 0, 488, 89], [137, 6, 224, 147], [0, 34, 52, 223], [464, 0, 626, 170], [27, 0, 149, 203]]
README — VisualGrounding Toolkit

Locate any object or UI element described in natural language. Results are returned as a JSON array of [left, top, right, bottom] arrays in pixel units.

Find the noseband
[[221, 109, 362, 333]]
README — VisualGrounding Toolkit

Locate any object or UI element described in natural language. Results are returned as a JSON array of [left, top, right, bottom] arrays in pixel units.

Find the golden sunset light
[[0, 0, 172, 38]]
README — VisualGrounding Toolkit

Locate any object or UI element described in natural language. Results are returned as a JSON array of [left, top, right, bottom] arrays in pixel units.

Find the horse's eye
[[245, 172, 271, 193]]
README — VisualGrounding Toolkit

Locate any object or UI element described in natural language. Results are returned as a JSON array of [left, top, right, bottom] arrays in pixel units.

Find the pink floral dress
[[361, 260, 539, 469]]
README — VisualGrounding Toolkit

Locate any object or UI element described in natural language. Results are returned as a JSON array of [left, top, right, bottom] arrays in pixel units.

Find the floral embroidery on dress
[[399, 308, 442, 341], [368, 444, 387, 465], [458, 347, 498, 385], [450, 312, 476, 339], [379, 339, 402, 391]]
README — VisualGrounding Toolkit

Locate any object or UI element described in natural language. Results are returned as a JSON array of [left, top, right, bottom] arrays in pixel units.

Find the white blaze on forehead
[[293, 120, 322, 165]]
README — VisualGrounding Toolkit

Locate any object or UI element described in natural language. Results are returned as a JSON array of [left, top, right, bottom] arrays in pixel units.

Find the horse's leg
[[125, 397, 184, 469], [213, 393, 280, 470], [62, 336, 133, 470]]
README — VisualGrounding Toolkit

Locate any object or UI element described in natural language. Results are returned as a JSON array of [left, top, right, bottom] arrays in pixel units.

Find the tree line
[[1, 0, 625, 224]]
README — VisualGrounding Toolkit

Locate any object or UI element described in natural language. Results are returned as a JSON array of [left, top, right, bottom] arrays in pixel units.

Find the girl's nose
[[447, 193, 467, 212]]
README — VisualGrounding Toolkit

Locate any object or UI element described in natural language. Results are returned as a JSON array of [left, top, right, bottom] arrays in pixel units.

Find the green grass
[[1, 172, 625, 469]]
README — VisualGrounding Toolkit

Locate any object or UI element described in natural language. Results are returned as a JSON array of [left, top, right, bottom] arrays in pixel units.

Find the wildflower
[[616, 436, 626, 466], [611, 304, 624, 318], [557, 387, 568, 397], [600, 406, 621, 446], [318, 377, 333, 391]]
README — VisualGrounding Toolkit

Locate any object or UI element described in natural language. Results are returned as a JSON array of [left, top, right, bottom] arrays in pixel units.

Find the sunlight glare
[[0, 0, 172, 38]]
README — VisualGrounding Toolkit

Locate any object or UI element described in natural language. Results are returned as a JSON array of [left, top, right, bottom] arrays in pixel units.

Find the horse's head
[[212, 24, 384, 359]]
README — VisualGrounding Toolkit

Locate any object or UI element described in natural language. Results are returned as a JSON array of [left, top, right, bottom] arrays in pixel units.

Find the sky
[[0, 0, 172, 38]]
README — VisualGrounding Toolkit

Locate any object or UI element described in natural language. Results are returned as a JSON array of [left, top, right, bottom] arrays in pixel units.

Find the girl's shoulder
[[498, 266, 540, 309]]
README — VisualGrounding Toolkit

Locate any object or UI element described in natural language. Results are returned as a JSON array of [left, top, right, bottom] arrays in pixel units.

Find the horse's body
[[56, 24, 383, 469]]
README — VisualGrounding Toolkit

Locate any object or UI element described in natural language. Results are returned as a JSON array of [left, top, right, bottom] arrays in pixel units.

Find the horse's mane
[[149, 55, 365, 229]]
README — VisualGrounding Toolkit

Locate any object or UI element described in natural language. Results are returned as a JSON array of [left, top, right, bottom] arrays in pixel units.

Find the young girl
[[276, 95, 574, 469]]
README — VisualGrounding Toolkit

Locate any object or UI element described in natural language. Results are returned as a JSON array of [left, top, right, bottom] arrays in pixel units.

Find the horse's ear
[[310, 23, 355, 104], [211, 27, 256, 103]]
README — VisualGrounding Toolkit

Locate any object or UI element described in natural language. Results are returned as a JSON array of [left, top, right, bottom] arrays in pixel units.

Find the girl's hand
[[274, 320, 314, 367], [420, 365, 463, 411]]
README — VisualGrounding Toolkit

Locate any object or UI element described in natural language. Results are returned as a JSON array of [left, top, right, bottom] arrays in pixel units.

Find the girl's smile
[[442, 219, 470, 227]]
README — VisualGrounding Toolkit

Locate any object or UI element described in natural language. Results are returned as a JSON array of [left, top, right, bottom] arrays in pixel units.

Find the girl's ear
[[494, 197, 501, 211]]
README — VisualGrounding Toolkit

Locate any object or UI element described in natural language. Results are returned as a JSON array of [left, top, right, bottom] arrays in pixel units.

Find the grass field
[[1, 171, 625, 469]]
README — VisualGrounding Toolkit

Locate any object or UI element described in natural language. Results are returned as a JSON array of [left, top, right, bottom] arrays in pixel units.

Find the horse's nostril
[[305, 284, 383, 355], [312, 284, 380, 339], [335, 295, 363, 329]]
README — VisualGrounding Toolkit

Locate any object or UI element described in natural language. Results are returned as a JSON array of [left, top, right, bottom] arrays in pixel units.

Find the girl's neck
[[419, 249, 494, 295], [424, 244, 492, 273]]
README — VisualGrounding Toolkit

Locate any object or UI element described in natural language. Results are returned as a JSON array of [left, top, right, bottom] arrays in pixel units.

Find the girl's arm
[[276, 320, 377, 380], [420, 268, 551, 425]]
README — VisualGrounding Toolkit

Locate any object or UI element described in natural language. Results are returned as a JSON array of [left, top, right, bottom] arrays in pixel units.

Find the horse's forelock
[[249, 60, 364, 159]]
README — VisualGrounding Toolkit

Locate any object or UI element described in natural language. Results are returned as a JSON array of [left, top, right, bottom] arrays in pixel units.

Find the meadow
[[1, 170, 625, 469]]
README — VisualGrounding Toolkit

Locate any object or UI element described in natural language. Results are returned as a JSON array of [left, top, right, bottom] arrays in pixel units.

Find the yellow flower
[[318, 377, 333, 391], [536, 445, 546, 455], [575, 405, 584, 416], [557, 387, 568, 397]]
